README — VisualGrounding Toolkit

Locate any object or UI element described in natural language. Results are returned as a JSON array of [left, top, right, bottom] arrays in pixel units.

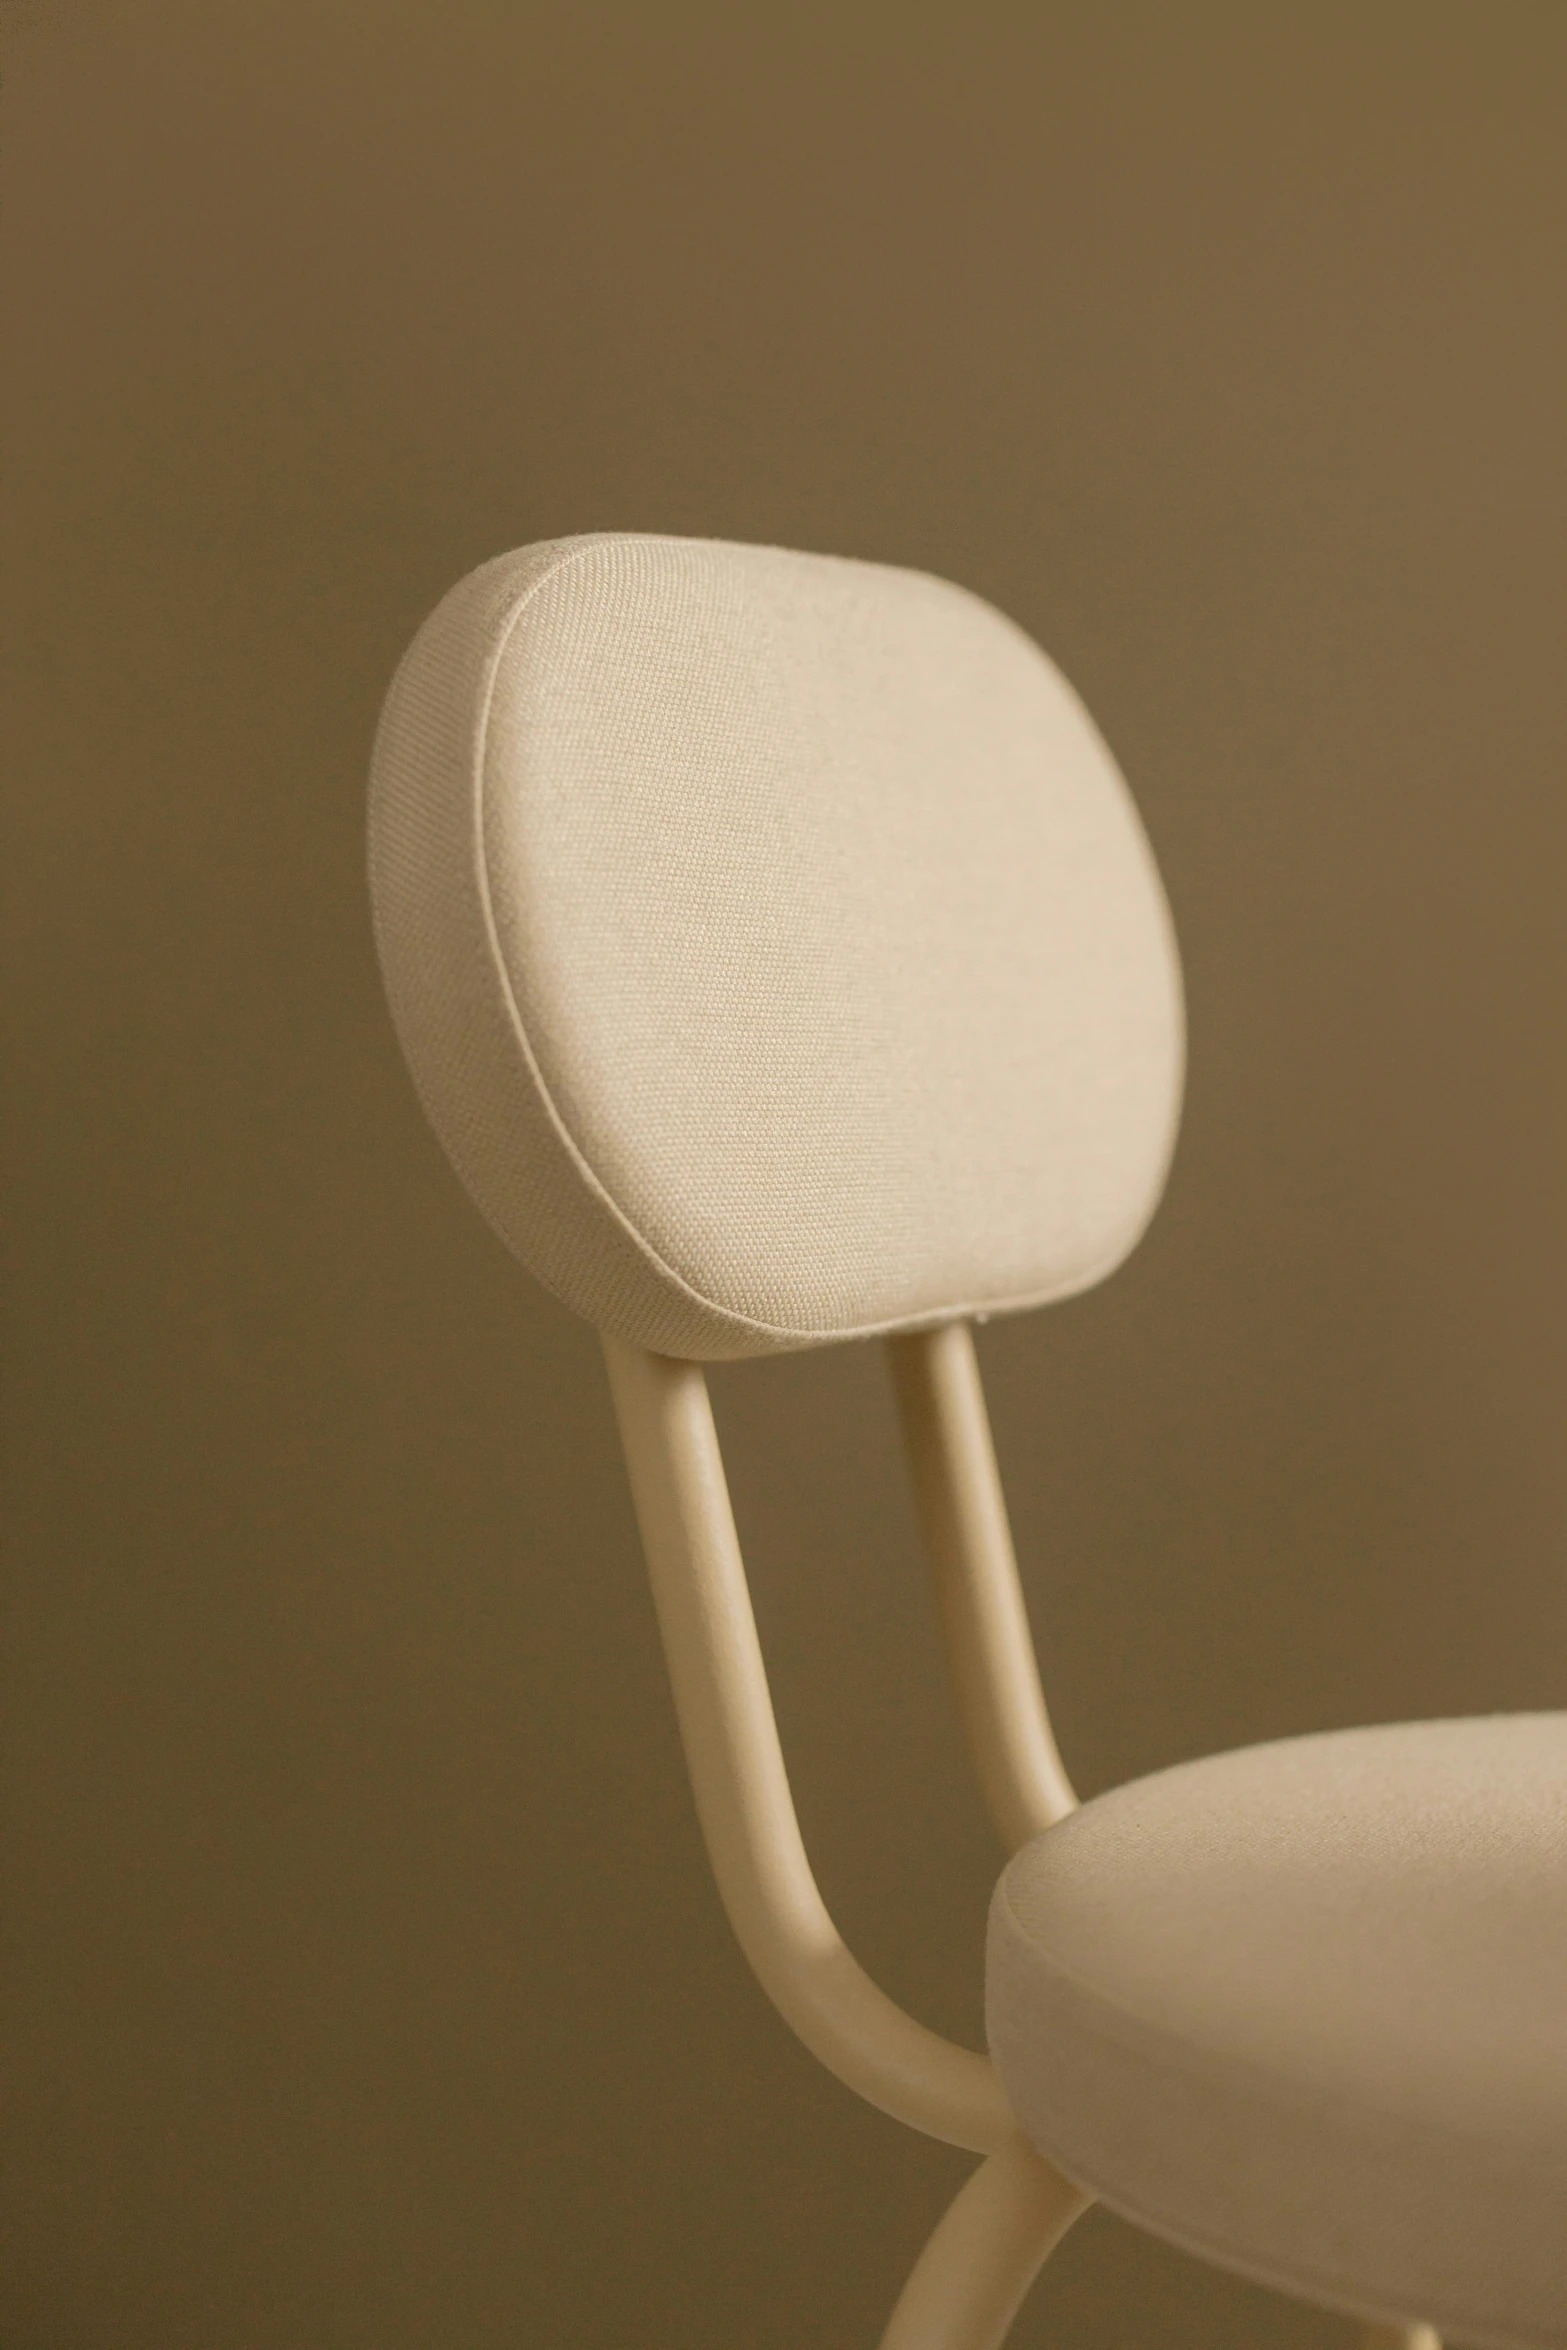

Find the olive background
[[4, 6, 1565, 2345]]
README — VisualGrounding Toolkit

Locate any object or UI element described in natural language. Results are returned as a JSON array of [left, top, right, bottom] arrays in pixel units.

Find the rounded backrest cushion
[[368, 534, 1183, 1359]]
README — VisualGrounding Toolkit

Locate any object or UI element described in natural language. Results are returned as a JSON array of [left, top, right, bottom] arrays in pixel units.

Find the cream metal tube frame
[[603, 1327, 1438, 2350]]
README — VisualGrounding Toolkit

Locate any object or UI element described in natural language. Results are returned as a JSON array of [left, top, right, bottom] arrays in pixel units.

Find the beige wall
[[5, 7, 1566, 2345]]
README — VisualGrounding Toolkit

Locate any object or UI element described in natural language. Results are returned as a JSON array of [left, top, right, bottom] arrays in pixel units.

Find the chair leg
[[878, 2132, 1089, 2350], [1361, 2331, 1440, 2350]]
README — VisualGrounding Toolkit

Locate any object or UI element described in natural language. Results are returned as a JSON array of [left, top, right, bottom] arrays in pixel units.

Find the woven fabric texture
[[369, 534, 1183, 1356], [987, 1714, 1567, 2349]]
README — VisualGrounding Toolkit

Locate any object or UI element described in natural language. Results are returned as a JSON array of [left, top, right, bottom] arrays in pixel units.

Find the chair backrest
[[369, 533, 1183, 1358]]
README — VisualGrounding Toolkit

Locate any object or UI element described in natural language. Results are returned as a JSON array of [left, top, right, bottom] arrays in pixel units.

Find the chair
[[367, 533, 1565, 2350]]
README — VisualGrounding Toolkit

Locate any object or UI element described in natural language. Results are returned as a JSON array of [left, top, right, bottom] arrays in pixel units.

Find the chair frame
[[603, 1324, 1441, 2350]]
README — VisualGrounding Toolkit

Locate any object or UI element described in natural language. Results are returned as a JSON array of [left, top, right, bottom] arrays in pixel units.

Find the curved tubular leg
[[1361, 2330, 1440, 2350], [888, 1324, 1076, 1851], [878, 2133, 1089, 2350], [603, 1336, 1014, 2154]]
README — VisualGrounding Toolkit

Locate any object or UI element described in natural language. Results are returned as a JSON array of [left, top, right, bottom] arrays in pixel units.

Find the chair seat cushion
[[987, 1714, 1567, 2348]]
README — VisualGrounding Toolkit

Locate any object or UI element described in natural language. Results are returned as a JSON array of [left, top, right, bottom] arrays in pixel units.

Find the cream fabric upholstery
[[987, 1715, 1567, 2348], [369, 535, 1182, 1357]]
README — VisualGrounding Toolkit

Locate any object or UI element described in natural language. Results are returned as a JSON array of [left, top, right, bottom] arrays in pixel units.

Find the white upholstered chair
[[368, 534, 1566, 2350]]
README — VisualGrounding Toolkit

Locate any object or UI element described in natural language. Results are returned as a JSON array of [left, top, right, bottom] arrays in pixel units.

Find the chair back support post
[[602, 1333, 1014, 2155], [888, 1325, 1076, 1850]]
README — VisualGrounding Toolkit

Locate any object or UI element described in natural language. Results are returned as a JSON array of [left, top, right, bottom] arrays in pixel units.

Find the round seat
[[986, 1714, 1567, 2348]]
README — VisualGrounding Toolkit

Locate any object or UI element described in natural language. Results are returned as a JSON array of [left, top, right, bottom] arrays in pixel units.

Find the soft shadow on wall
[[4, 6, 1565, 2347]]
